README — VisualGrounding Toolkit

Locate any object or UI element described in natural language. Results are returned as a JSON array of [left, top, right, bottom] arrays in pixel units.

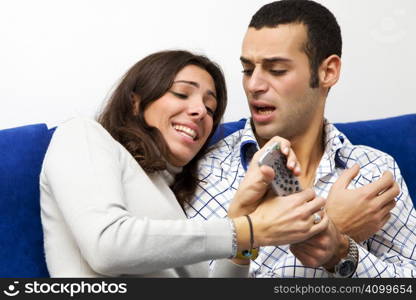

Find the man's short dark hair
[[249, 0, 342, 88]]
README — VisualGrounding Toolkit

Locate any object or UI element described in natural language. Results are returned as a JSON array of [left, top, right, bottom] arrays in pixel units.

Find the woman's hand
[[231, 188, 328, 266], [228, 136, 301, 218], [249, 189, 328, 247]]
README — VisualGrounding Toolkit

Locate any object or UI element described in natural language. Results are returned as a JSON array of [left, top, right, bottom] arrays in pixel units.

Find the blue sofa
[[0, 114, 415, 277]]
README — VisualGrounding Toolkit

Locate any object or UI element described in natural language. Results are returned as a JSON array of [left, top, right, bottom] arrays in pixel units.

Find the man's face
[[241, 23, 322, 146]]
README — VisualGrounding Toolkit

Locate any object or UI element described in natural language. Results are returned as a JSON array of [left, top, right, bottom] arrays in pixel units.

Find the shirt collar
[[315, 120, 348, 182], [239, 118, 349, 172], [239, 119, 259, 171]]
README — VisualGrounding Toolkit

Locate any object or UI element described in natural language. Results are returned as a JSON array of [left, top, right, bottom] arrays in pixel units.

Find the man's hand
[[326, 164, 399, 242], [290, 217, 349, 269]]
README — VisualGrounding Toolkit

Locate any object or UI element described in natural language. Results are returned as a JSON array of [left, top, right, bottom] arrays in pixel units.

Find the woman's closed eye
[[270, 69, 287, 76], [171, 90, 215, 116], [205, 106, 215, 116], [171, 91, 188, 99]]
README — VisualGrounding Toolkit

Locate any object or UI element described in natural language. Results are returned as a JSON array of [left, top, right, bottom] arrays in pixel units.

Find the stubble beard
[[253, 92, 320, 144]]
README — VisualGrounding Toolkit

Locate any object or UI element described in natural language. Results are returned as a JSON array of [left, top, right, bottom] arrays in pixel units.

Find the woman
[[40, 50, 327, 277]]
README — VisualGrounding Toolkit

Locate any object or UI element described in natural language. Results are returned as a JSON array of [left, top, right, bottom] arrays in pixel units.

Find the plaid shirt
[[184, 119, 416, 277]]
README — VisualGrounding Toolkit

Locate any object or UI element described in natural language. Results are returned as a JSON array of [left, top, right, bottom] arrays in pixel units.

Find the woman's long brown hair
[[97, 50, 227, 207]]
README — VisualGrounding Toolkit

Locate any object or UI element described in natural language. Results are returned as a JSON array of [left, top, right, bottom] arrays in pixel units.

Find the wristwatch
[[332, 236, 359, 278]]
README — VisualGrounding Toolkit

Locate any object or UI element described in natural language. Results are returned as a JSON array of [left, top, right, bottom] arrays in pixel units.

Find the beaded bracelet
[[228, 218, 238, 258]]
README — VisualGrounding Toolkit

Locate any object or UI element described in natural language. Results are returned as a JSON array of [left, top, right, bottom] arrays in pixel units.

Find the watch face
[[338, 259, 356, 277]]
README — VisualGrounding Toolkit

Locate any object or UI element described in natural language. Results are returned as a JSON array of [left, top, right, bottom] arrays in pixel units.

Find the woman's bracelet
[[235, 215, 259, 260]]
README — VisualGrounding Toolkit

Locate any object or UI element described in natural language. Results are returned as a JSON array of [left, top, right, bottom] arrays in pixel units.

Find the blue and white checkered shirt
[[184, 118, 416, 277]]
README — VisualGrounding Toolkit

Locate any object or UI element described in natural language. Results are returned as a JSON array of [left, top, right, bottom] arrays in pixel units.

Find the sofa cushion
[[335, 114, 416, 203], [0, 124, 54, 277]]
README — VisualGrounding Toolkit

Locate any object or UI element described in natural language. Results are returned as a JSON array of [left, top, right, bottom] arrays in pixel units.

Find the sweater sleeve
[[210, 259, 250, 278], [41, 117, 234, 276]]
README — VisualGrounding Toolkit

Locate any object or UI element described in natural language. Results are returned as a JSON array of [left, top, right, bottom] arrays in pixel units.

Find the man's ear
[[319, 55, 341, 89], [130, 93, 140, 116]]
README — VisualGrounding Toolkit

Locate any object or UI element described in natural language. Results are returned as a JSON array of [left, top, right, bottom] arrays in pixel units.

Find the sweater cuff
[[202, 218, 233, 258]]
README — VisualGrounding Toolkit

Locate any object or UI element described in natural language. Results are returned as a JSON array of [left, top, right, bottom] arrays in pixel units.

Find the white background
[[1, 0, 415, 130]]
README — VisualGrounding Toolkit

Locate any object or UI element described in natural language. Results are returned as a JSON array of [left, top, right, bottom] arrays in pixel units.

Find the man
[[185, 0, 416, 277]]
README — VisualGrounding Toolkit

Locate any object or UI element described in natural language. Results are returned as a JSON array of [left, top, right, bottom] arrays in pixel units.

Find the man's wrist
[[323, 234, 350, 271]]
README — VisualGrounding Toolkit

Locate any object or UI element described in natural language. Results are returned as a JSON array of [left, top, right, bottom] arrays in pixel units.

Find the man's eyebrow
[[173, 80, 217, 99], [240, 57, 253, 64], [240, 56, 292, 64], [263, 57, 292, 64]]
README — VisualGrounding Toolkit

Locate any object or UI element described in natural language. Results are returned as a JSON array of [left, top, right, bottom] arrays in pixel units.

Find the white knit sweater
[[40, 117, 248, 277]]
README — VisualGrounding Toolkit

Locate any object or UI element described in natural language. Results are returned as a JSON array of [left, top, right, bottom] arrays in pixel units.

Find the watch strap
[[333, 235, 359, 278]]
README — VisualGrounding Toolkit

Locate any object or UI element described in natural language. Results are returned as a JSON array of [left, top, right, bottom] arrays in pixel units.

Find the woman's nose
[[187, 98, 207, 119]]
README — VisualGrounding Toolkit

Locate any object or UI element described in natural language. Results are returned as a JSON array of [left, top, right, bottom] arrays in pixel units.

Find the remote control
[[257, 142, 302, 196]]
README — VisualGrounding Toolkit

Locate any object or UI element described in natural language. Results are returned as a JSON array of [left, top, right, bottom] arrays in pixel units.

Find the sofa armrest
[[0, 124, 54, 277]]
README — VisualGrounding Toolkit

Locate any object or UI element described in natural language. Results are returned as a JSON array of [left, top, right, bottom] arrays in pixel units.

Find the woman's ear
[[130, 93, 140, 116], [319, 54, 341, 89]]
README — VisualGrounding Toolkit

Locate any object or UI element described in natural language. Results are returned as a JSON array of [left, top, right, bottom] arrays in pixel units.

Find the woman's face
[[144, 65, 218, 167]]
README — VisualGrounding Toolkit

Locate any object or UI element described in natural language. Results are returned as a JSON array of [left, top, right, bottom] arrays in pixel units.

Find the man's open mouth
[[253, 104, 276, 115]]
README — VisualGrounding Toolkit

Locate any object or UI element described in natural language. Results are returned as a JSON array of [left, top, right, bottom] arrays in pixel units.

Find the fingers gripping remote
[[257, 142, 302, 196]]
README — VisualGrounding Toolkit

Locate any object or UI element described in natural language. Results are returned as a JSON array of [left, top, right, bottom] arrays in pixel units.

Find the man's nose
[[246, 69, 268, 96]]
